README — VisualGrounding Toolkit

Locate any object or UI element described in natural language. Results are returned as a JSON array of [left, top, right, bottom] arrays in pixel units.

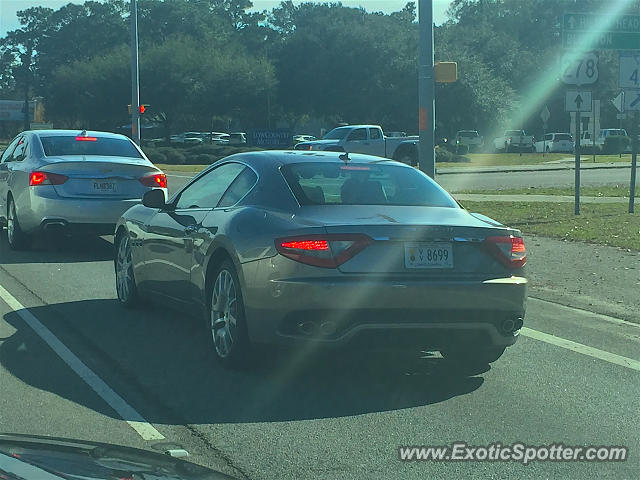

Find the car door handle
[[184, 224, 198, 234]]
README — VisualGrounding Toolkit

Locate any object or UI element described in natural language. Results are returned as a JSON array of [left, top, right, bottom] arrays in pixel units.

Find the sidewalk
[[437, 161, 632, 175], [453, 193, 629, 203]]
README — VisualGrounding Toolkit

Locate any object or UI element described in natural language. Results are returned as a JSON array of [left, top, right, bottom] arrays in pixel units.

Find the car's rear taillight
[[29, 171, 68, 186], [483, 236, 526, 268], [275, 234, 372, 268], [139, 173, 167, 188]]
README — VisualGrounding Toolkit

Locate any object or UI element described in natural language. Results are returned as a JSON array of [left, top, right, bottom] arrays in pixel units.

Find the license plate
[[404, 243, 453, 269], [92, 180, 117, 193]]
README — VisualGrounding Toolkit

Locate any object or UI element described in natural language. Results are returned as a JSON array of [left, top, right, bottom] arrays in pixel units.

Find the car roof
[[230, 149, 407, 168], [26, 129, 130, 140]]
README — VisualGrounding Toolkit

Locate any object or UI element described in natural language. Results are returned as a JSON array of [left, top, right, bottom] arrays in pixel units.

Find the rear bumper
[[243, 265, 527, 351], [20, 186, 144, 234]]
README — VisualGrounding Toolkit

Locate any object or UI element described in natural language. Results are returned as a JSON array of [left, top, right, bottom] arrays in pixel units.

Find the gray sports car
[[0, 130, 167, 250], [114, 150, 527, 368]]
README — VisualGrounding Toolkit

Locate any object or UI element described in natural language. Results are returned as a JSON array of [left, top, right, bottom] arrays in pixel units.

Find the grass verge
[[461, 201, 640, 251], [454, 185, 640, 197], [437, 153, 633, 168], [154, 164, 207, 173]]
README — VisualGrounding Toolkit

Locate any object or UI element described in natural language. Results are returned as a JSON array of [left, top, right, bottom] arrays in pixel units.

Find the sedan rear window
[[40, 136, 143, 158], [281, 162, 458, 207], [554, 134, 572, 141]]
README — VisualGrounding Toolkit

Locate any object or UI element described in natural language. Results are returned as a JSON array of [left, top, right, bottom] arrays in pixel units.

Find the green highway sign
[[563, 13, 640, 50]]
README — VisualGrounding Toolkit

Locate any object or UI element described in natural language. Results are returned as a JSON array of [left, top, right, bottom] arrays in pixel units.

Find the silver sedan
[[114, 151, 527, 369], [0, 129, 167, 250]]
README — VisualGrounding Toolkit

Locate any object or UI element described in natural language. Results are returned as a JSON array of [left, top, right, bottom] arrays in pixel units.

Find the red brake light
[[29, 171, 68, 186], [75, 136, 97, 141], [483, 236, 526, 268], [139, 173, 167, 188], [276, 234, 372, 268]]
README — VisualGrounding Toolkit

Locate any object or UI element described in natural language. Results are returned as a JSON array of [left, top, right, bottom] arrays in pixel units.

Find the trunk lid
[[295, 205, 512, 275], [40, 156, 160, 199]]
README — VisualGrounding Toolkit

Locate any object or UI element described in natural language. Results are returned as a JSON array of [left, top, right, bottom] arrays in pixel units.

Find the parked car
[[294, 125, 419, 166], [293, 134, 317, 144], [581, 128, 631, 153], [228, 132, 247, 145], [170, 132, 203, 145], [455, 130, 484, 152], [114, 150, 527, 369], [0, 129, 167, 250], [493, 130, 535, 153], [534, 133, 574, 153]]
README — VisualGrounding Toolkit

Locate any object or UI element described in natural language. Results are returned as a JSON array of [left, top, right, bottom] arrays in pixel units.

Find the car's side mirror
[[142, 189, 168, 209]]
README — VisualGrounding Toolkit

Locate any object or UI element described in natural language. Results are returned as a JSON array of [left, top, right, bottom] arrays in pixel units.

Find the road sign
[[623, 89, 640, 110], [563, 13, 640, 50], [434, 61, 457, 83], [565, 91, 592, 112], [617, 113, 627, 120], [561, 52, 598, 85], [619, 53, 640, 88], [612, 91, 625, 112], [540, 105, 550, 123]]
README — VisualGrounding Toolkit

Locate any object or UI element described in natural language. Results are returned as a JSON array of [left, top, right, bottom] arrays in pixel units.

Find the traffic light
[[127, 104, 150, 114]]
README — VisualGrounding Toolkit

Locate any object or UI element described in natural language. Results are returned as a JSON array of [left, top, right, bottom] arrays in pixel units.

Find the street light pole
[[418, 0, 435, 178], [130, 0, 141, 145]]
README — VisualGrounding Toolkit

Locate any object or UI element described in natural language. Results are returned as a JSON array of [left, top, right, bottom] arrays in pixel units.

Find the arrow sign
[[612, 91, 624, 112], [565, 90, 592, 112], [625, 89, 640, 110]]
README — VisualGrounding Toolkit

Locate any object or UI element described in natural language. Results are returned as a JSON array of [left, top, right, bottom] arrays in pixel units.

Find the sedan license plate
[[404, 243, 453, 269], [93, 180, 118, 193]]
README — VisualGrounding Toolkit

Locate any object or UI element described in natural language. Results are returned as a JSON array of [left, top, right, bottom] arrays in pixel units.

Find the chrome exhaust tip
[[514, 317, 524, 330], [43, 221, 67, 231], [501, 318, 516, 334]]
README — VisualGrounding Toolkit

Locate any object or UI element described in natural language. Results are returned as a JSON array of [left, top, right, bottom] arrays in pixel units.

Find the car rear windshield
[[506, 130, 524, 136], [281, 162, 458, 207], [40, 136, 143, 158], [458, 131, 478, 137], [555, 134, 572, 141]]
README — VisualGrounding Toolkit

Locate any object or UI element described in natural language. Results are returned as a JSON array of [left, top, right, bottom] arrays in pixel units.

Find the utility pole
[[418, 0, 435, 178], [130, 0, 141, 145]]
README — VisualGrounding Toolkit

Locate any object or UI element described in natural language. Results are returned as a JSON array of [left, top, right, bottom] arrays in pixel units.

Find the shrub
[[602, 136, 630, 155], [456, 144, 470, 155], [435, 146, 470, 163]]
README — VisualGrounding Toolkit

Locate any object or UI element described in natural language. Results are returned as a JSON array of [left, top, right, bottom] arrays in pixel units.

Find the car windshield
[[322, 127, 351, 140], [39, 136, 142, 158], [281, 162, 458, 207]]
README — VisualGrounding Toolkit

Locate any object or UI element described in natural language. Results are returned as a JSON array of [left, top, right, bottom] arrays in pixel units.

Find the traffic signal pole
[[130, 0, 141, 145], [418, 0, 435, 178]]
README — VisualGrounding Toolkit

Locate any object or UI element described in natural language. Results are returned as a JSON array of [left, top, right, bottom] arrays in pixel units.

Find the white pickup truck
[[294, 125, 419, 165], [580, 128, 631, 153], [493, 130, 535, 153]]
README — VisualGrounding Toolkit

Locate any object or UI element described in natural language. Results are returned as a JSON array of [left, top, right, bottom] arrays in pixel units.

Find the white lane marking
[[529, 297, 640, 329], [521, 327, 640, 372], [0, 284, 165, 441]]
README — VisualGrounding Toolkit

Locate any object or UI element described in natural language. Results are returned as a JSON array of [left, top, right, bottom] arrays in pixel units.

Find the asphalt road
[[0, 173, 639, 479]]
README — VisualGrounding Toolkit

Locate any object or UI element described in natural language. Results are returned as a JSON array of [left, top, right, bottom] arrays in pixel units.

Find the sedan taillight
[[275, 234, 372, 268], [139, 173, 167, 188], [483, 236, 526, 269], [29, 171, 68, 186]]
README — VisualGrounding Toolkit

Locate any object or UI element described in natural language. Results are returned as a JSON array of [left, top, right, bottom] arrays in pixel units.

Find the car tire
[[6, 197, 32, 251], [440, 346, 506, 366], [207, 260, 252, 369], [115, 233, 140, 308]]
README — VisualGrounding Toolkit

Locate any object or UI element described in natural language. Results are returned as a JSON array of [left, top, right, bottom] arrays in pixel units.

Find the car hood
[[0, 434, 237, 479]]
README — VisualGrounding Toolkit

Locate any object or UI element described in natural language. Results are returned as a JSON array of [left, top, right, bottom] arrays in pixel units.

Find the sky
[[0, 0, 453, 37]]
